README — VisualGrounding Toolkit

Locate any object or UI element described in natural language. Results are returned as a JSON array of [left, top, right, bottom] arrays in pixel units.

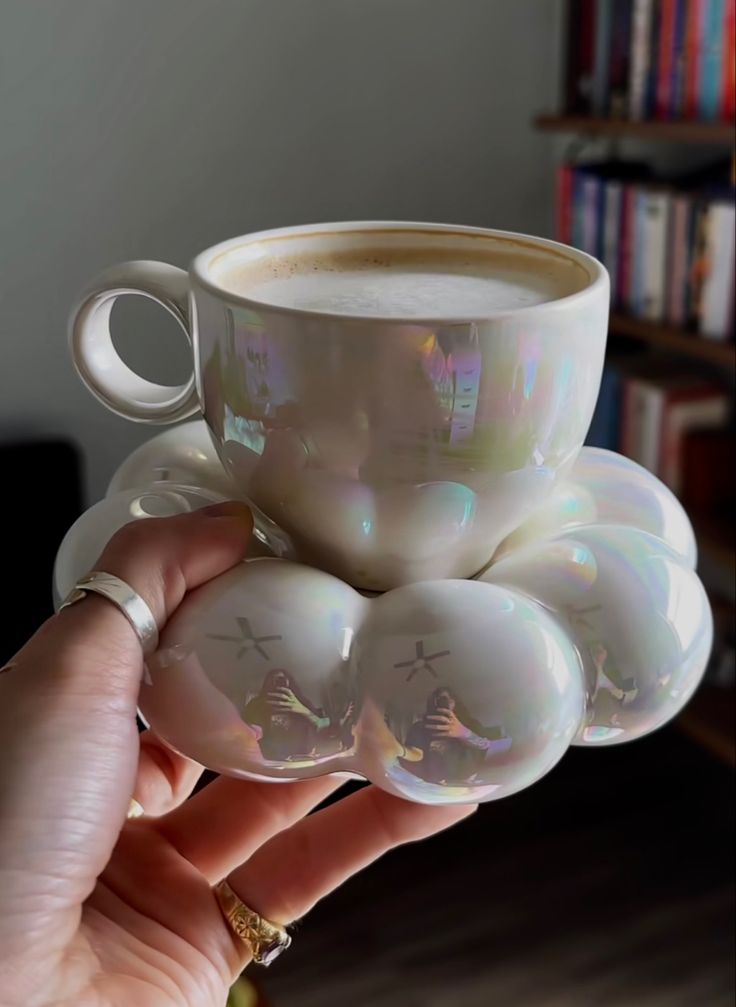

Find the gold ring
[[214, 880, 291, 966]]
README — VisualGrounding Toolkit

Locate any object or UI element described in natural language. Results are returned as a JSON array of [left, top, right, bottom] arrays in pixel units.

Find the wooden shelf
[[535, 114, 735, 145], [678, 686, 735, 768], [609, 313, 736, 368]]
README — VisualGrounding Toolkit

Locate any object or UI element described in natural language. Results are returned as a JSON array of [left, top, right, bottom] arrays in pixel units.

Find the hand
[[425, 710, 472, 740], [267, 686, 323, 725], [0, 504, 474, 1007]]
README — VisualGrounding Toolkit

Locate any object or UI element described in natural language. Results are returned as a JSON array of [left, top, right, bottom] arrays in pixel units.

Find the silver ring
[[59, 571, 159, 656]]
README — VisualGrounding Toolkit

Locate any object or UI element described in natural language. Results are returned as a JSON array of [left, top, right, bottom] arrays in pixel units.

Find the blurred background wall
[[0, 0, 564, 501]]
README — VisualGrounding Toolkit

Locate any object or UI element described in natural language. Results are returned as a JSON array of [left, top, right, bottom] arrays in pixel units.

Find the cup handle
[[69, 260, 200, 424]]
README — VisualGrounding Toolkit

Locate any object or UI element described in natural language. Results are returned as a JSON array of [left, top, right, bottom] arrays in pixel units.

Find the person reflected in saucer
[[400, 687, 511, 786], [243, 669, 329, 762]]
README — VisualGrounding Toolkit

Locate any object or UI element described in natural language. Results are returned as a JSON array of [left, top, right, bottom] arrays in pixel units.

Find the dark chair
[[0, 439, 83, 663]]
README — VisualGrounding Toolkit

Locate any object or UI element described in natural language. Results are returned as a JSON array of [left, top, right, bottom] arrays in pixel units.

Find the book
[[671, 0, 688, 114], [618, 184, 638, 309], [602, 179, 623, 299], [592, 0, 615, 114], [556, 163, 574, 245], [582, 171, 603, 257], [571, 168, 588, 250], [586, 365, 622, 450], [629, 0, 657, 117], [623, 378, 666, 470], [688, 200, 710, 326], [699, 0, 725, 118], [645, 0, 663, 117], [609, 0, 634, 116], [628, 188, 653, 315], [699, 201, 736, 339], [640, 189, 670, 321], [666, 195, 692, 326], [660, 384, 730, 492], [721, 0, 735, 118], [565, 0, 597, 114], [656, 0, 678, 117], [619, 359, 671, 463], [684, 0, 703, 117], [622, 371, 730, 487]]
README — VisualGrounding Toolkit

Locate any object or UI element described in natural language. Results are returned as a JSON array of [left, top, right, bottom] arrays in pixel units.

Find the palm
[[1, 512, 474, 1007], [68, 825, 233, 1007]]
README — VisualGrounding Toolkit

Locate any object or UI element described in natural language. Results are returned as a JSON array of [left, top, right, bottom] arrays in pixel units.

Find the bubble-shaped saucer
[[54, 424, 712, 805]]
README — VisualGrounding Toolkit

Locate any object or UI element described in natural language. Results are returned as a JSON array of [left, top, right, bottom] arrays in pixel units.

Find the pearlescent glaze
[[484, 526, 712, 745], [495, 447, 697, 567], [106, 421, 238, 498], [70, 222, 609, 590], [139, 561, 585, 803], [53, 482, 283, 609], [57, 427, 712, 801], [53, 484, 227, 605]]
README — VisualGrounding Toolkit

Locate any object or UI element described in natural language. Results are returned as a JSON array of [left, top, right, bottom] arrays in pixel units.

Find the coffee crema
[[214, 242, 589, 319]]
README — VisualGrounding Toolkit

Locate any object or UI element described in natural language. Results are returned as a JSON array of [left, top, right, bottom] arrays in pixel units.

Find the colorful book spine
[[640, 190, 670, 322], [582, 173, 602, 257], [667, 195, 691, 326], [621, 379, 649, 464], [645, 0, 663, 117], [602, 180, 623, 299], [556, 164, 574, 245], [670, 0, 688, 114], [699, 0, 725, 118], [618, 185, 637, 309], [722, 0, 736, 118], [586, 366, 622, 451], [628, 189, 648, 315], [592, 0, 615, 114], [571, 169, 587, 251], [699, 201, 736, 339], [684, 0, 702, 117], [660, 391, 730, 492], [629, 0, 656, 117], [609, 0, 634, 116], [656, 0, 678, 117], [639, 382, 668, 473], [566, 0, 596, 113], [688, 202, 710, 326]]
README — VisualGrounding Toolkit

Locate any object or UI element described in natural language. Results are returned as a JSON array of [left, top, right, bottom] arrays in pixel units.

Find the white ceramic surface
[[73, 436, 709, 804], [106, 421, 238, 498], [53, 484, 228, 606], [140, 560, 586, 805], [69, 222, 609, 590]]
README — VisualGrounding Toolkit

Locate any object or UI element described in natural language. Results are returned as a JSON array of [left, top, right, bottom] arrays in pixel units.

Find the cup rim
[[191, 220, 608, 325]]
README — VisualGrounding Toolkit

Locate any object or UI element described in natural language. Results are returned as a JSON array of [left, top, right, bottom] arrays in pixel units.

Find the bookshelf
[[535, 114, 735, 145], [538, 0, 735, 765], [609, 313, 736, 367]]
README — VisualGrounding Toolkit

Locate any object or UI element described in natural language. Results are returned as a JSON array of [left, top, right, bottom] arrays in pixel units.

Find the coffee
[[214, 241, 588, 319]]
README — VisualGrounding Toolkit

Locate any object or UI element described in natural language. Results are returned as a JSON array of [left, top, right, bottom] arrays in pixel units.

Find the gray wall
[[0, 0, 564, 501]]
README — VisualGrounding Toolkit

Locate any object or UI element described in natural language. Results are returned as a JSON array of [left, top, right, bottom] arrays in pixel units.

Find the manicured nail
[[127, 798, 145, 819], [200, 501, 252, 523]]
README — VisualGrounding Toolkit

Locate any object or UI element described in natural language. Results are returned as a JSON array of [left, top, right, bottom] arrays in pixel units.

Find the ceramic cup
[[70, 222, 609, 590]]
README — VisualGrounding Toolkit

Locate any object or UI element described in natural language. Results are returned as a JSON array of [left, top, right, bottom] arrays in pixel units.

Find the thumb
[[0, 502, 251, 938]]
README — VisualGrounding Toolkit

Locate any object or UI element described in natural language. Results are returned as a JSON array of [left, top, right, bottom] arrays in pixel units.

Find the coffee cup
[[70, 221, 609, 590]]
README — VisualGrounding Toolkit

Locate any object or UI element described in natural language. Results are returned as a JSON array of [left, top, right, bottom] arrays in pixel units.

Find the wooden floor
[[257, 726, 735, 1007]]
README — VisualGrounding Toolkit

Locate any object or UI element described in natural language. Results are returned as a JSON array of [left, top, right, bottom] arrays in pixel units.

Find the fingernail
[[127, 798, 145, 819], [200, 501, 252, 523]]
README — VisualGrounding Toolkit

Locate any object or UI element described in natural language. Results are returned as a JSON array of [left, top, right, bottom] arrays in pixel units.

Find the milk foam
[[216, 246, 585, 318]]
